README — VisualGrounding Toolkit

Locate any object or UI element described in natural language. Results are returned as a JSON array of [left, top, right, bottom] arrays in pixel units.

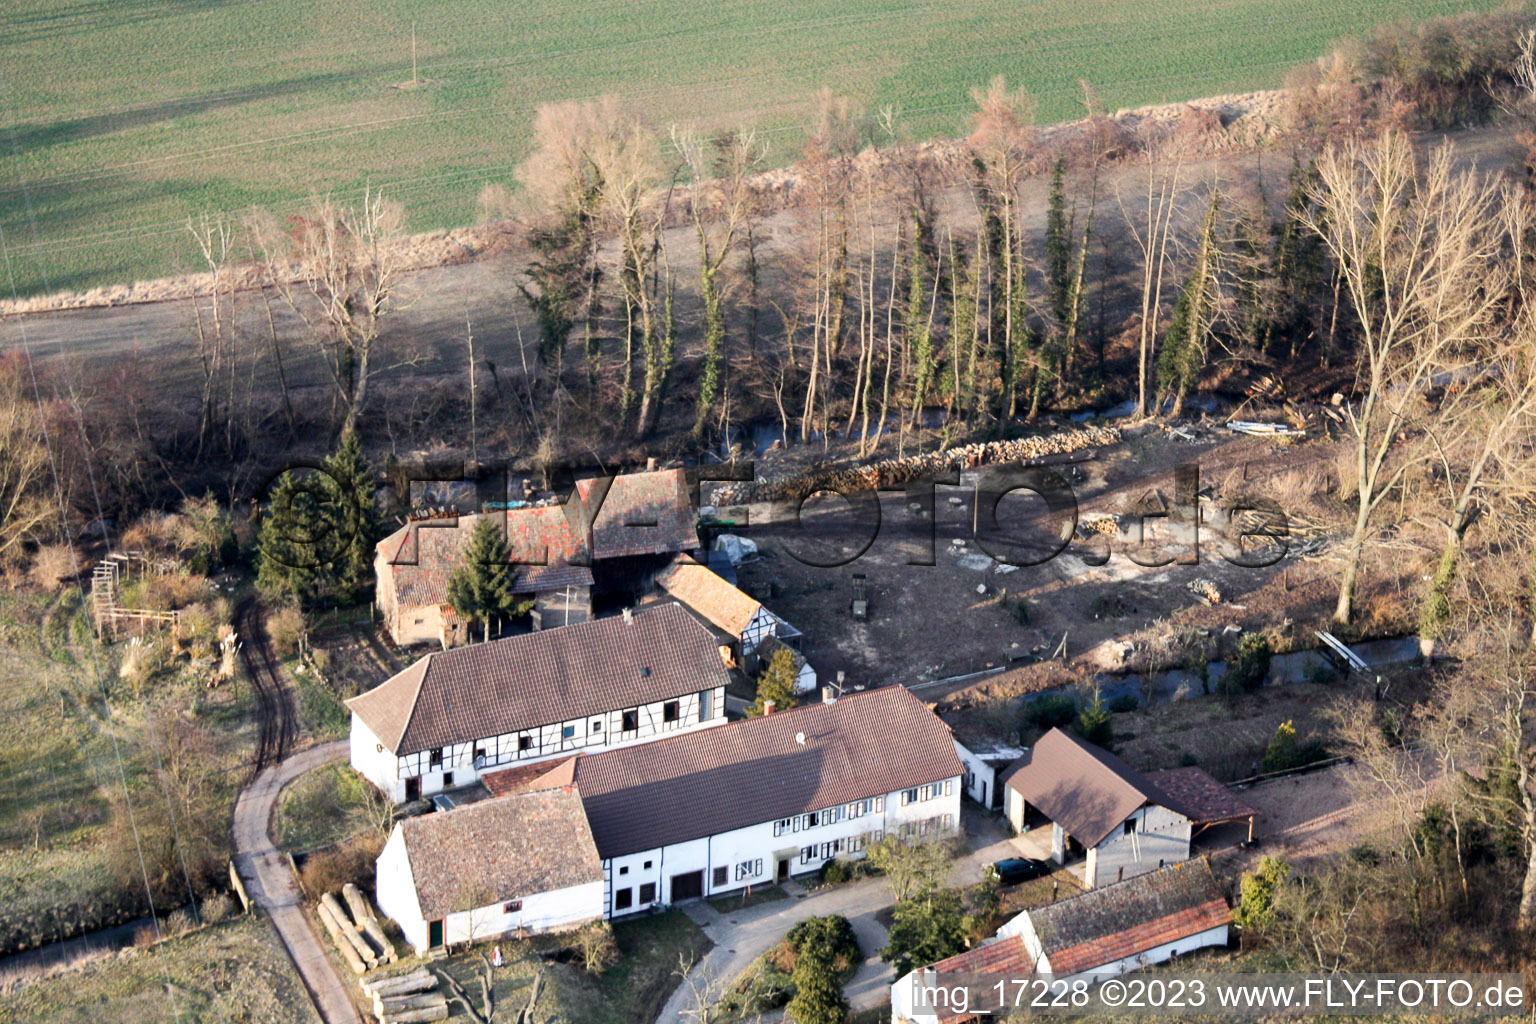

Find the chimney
[[836, 670, 845, 687], [622, 607, 633, 625], [646, 456, 656, 472], [763, 700, 775, 715], [822, 686, 836, 705]]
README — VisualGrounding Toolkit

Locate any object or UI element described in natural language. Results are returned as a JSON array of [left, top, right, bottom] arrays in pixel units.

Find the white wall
[[954, 741, 996, 808], [604, 776, 962, 918], [1084, 804, 1191, 888], [363, 684, 729, 803], [350, 716, 404, 803], [740, 606, 776, 656], [793, 661, 818, 694], [1042, 924, 1230, 983], [375, 828, 427, 953], [444, 881, 605, 948]]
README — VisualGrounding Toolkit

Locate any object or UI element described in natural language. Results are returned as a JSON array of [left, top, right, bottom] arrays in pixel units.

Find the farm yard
[[0, 0, 1505, 296]]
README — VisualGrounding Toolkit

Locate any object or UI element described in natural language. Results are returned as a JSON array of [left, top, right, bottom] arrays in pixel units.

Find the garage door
[[670, 870, 704, 902]]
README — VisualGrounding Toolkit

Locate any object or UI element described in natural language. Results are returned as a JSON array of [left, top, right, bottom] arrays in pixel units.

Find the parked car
[[993, 857, 1051, 885]]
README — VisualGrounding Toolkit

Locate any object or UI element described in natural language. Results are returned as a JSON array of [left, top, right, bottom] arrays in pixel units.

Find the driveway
[[658, 804, 1020, 1023], [232, 740, 360, 1024]]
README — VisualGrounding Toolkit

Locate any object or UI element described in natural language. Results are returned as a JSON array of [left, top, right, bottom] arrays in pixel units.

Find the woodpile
[[344, 883, 399, 964], [316, 886, 398, 975], [711, 425, 1120, 504], [315, 897, 367, 975], [361, 968, 447, 1023]]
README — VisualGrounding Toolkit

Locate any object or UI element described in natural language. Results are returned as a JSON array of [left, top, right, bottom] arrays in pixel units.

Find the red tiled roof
[[377, 506, 590, 607], [1145, 767, 1257, 825], [655, 556, 763, 637], [482, 757, 577, 798], [346, 604, 730, 755], [576, 469, 698, 559], [1031, 860, 1229, 975], [923, 934, 1033, 1023], [569, 686, 963, 858]]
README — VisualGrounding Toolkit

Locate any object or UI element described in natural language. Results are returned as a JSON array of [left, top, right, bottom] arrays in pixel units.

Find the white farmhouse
[[486, 685, 965, 916], [346, 604, 730, 803], [375, 786, 605, 953], [891, 860, 1231, 1023]]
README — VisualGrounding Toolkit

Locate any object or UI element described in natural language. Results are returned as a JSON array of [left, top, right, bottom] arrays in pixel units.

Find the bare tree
[[1298, 131, 1507, 623], [1119, 143, 1185, 418], [0, 358, 52, 566], [255, 188, 415, 436]]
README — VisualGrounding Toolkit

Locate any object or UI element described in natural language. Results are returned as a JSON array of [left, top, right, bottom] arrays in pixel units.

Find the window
[[622, 709, 639, 732], [615, 888, 633, 911], [700, 689, 714, 720], [561, 724, 576, 740], [442, 771, 454, 787], [1124, 819, 1137, 835], [591, 720, 602, 733], [474, 746, 486, 763], [901, 788, 918, 806], [429, 748, 443, 767], [643, 860, 653, 870], [773, 818, 793, 837], [736, 859, 763, 881], [663, 701, 680, 723], [944, 779, 954, 797], [519, 735, 533, 752], [799, 846, 816, 865], [619, 866, 629, 876], [503, 900, 522, 914], [712, 866, 728, 888], [874, 796, 885, 813], [803, 811, 819, 829], [639, 882, 656, 904], [849, 833, 868, 853]]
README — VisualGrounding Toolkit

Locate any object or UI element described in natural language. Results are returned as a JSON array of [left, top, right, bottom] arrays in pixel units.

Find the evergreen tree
[[520, 199, 599, 374], [1075, 692, 1113, 748], [1045, 157, 1073, 326], [907, 209, 936, 424], [324, 429, 381, 602], [256, 469, 332, 605], [748, 647, 800, 716], [881, 886, 967, 977], [786, 946, 849, 1024], [1156, 191, 1219, 417], [446, 516, 521, 643]]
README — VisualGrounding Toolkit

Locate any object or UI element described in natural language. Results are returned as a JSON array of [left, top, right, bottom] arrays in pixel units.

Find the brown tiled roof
[[570, 686, 963, 858], [1000, 729, 1193, 848], [576, 469, 698, 559], [655, 556, 763, 636], [482, 757, 577, 798], [398, 787, 603, 920], [1145, 767, 1257, 825], [377, 506, 589, 607], [924, 934, 1033, 1023], [1032, 860, 1229, 975], [346, 604, 730, 755]]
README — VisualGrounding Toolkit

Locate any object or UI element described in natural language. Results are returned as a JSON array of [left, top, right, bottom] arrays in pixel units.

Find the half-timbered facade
[[347, 604, 730, 803]]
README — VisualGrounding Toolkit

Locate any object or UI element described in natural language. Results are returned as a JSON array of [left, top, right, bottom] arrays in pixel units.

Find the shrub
[[28, 544, 74, 590], [165, 907, 198, 937], [787, 914, 860, 973], [574, 920, 618, 975], [267, 602, 307, 657], [819, 858, 853, 885], [1261, 721, 1328, 773], [1233, 856, 1289, 939], [1219, 634, 1272, 696], [298, 834, 384, 898], [200, 893, 234, 924], [1023, 694, 1077, 731], [1007, 597, 1032, 625], [1107, 694, 1139, 714]]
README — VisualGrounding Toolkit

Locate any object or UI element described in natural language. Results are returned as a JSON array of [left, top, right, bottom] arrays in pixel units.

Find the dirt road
[[231, 739, 359, 1024]]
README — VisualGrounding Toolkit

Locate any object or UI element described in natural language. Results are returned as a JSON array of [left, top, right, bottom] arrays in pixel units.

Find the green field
[[0, 0, 1503, 296]]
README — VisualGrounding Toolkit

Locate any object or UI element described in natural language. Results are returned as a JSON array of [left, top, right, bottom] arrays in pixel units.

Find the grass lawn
[[0, 915, 321, 1024], [707, 883, 789, 915], [273, 762, 382, 854], [435, 910, 710, 1024], [0, 0, 1502, 296], [0, 583, 260, 956]]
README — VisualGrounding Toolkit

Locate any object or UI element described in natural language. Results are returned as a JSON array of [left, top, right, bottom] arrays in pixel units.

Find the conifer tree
[[748, 647, 800, 716], [446, 516, 521, 643], [324, 429, 381, 603], [1046, 157, 1073, 326], [1156, 191, 1220, 417], [256, 470, 330, 605]]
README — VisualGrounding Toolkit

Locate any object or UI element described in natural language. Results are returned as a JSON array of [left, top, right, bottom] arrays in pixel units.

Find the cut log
[[342, 883, 373, 926], [314, 900, 367, 976], [379, 991, 448, 1015], [322, 892, 378, 968], [378, 1005, 449, 1024], [360, 916, 398, 963], [362, 969, 435, 998]]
